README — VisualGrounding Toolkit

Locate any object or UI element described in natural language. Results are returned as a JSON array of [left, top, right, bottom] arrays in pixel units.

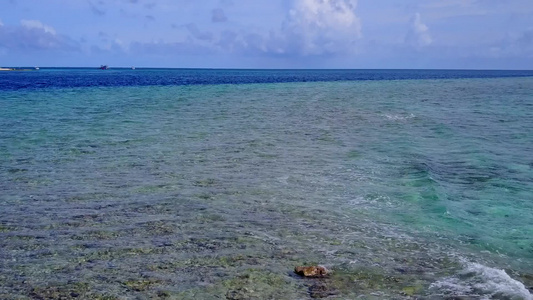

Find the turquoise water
[[1, 72, 532, 298]]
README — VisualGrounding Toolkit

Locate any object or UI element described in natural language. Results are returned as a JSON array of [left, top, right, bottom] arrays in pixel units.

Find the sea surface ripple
[[1, 69, 532, 299]]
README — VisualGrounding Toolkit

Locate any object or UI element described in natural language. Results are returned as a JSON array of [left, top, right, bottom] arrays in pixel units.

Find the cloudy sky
[[1, 0, 532, 69]]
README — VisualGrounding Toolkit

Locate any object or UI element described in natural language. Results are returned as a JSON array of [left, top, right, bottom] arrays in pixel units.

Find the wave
[[430, 261, 532, 299], [383, 113, 415, 121]]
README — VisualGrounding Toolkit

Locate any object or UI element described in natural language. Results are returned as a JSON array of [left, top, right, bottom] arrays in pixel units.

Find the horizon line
[[2, 66, 533, 72]]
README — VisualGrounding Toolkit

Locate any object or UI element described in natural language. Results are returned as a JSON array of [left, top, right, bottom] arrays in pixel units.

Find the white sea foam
[[383, 113, 415, 121], [431, 261, 532, 299], [349, 194, 394, 207]]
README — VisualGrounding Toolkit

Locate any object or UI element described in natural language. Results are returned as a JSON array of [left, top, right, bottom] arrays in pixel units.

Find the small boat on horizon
[[99, 65, 109, 70]]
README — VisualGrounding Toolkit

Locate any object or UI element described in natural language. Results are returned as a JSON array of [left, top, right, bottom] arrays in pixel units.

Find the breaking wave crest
[[431, 261, 532, 299], [383, 113, 416, 121]]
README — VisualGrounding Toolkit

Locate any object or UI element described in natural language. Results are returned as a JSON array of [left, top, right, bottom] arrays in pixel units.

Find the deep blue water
[[1, 68, 533, 91]]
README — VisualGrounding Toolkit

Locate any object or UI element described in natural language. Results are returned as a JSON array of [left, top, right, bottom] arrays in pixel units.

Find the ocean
[[1, 69, 532, 299]]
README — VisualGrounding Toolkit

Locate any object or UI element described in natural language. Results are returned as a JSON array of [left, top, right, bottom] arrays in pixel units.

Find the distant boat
[[99, 65, 109, 70], [131, 66, 135, 70], [35, 66, 39, 70]]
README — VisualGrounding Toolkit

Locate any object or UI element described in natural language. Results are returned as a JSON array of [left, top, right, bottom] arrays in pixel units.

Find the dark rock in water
[[520, 273, 533, 293], [295, 266, 329, 277], [308, 282, 338, 298]]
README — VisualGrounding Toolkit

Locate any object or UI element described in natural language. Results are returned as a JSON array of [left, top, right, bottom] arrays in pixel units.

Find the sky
[[0, 0, 532, 69]]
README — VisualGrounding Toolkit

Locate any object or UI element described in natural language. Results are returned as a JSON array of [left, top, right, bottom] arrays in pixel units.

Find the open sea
[[1, 68, 533, 299]]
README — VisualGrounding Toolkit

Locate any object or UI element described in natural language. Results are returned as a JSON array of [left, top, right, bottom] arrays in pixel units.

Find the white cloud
[[282, 0, 362, 55], [162, 0, 362, 57], [406, 13, 432, 47], [289, 0, 360, 31], [20, 19, 56, 35], [0, 19, 78, 52]]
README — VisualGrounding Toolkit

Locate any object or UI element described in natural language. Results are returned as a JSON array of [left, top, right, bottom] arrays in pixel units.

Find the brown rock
[[294, 265, 329, 277]]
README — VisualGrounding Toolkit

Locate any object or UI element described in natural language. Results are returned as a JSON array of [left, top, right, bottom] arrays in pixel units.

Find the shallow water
[[1, 70, 532, 299]]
